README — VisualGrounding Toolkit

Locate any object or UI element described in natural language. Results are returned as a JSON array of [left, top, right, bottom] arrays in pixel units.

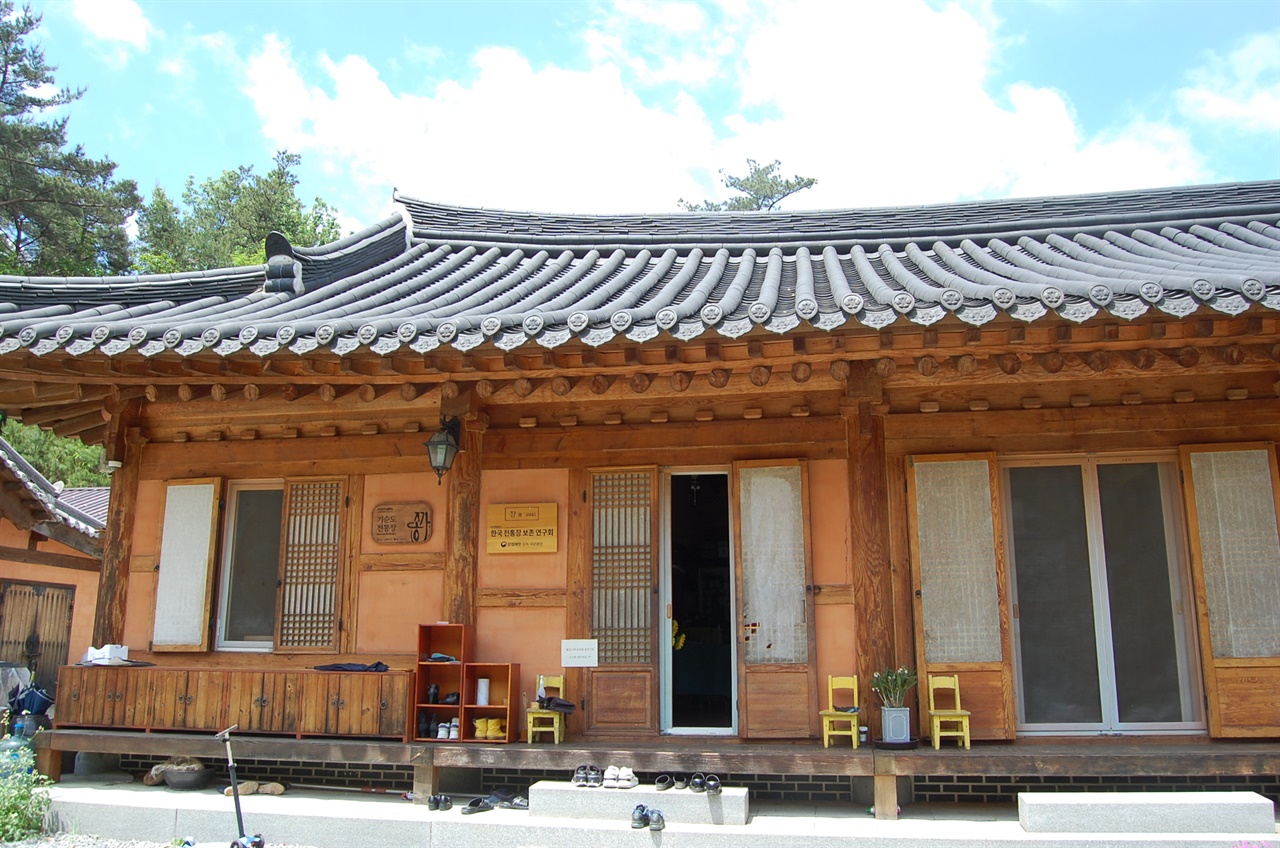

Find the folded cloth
[[538, 696, 576, 714], [312, 662, 390, 672], [428, 653, 457, 663]]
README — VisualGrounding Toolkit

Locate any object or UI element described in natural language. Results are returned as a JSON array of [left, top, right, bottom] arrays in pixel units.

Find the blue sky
[[33, 0, 1280, 230]]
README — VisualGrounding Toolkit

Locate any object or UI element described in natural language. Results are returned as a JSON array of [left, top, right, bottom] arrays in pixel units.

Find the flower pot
[[881, 706, 912, 743]]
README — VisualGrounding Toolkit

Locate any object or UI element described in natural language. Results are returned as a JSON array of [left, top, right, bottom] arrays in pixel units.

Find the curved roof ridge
[[399, 180, 1280, 249]]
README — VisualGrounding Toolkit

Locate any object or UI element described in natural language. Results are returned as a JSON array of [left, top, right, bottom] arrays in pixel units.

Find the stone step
[[1018, 791, 1276, 833], [528, 778, 749, 825]]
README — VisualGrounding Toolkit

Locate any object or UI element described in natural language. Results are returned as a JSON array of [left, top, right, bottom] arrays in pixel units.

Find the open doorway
[[661, 471, 735, 733]]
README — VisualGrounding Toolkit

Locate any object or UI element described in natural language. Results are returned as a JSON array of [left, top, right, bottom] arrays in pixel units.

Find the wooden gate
[[0, 580, 75, 695]]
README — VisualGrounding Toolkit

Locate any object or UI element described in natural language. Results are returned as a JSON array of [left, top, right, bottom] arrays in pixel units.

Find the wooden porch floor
[[41, 729, 1280, 780]]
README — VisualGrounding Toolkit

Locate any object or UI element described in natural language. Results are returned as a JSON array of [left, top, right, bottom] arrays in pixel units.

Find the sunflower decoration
[[671, 619, 687, 651]]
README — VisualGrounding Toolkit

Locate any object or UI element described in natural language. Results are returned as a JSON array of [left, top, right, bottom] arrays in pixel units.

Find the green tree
[[0, 2, 141, 276], [135, 151, 342, 273], [1, 419, 109, 487], [679, 159, 817, 212]]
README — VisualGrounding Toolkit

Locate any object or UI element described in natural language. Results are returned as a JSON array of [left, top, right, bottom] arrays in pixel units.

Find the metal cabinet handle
[[380, 699, 388, 710], [71, 692, 79, 701]]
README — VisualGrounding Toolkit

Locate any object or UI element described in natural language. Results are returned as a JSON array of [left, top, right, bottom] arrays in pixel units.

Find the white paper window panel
[[152, 482, 217, 647], [1188, 449, 1280, 658], [914, 460, 1002, 663], [739, 466, 807, 665]]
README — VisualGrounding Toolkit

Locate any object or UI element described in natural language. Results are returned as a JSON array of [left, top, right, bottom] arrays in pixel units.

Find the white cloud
[[70, 0, 153, 66], [243, 37, 716, 216], [237, 0, 1216, 217], [1176, 31, 1280, 133]]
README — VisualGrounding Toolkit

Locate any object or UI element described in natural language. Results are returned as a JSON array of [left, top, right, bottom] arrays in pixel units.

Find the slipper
[[497, 795, 529, 809], [226, 781, 258, 797], [461, 797, 493, 814], [617, 767, 638, 789], [673, 774, 688, 790], [571, 765, 589, 787], [690, 772, 707, 793], [602, 765, 619, 789], [258, 782, 285, 795], [655, 774, 672, 791], [705, 774, 722, 795], [586, 765, 603, 788]]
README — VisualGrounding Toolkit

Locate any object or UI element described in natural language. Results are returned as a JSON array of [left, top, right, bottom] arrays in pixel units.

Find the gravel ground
[[3, 835, 316, 847]]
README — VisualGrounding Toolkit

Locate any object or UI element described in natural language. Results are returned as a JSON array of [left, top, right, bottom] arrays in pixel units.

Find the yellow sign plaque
[[487, 502, 558, 553]]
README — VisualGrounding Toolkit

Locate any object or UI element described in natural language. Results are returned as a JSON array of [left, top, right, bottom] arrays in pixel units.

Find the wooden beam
[[0, 544, 99, 572], [443, 417, 483, 626], [94, 423, 143, 646]]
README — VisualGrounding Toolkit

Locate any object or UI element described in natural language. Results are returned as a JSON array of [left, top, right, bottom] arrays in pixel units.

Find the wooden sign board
[[372, 502, 432, 544], [487, 502, 558, 553]]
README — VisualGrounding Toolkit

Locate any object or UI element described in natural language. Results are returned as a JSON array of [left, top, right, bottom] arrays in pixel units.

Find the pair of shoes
[[571, 765, 603, 788], [426, 794, 452, 811], [225, 781, 257, 797], [472, 718, 507, 739], [631, 805, 665, 830], [426, 683, 440, 704], [602, 765, 638, 789], [462, 797, 493, 814], [441, 692, 460, 705]]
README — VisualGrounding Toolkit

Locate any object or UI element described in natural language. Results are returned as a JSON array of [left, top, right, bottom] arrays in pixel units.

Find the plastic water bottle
[[1, 726, 34, 776]]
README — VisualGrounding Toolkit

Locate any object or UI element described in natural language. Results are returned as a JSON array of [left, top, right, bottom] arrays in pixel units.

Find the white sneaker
[[449, 718, 460, 740], [617, 767, 638, 789], [603, 765, 619, 789]]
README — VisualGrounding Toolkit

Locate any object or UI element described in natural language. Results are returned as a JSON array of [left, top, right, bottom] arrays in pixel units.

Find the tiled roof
[[0, 181, 1276, 359], [58, 487, 111, 526], [0, 437, 105, 554]]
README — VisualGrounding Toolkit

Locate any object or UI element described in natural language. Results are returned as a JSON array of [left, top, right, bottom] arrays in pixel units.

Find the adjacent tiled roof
[[0, 181, 1275, 359], [0, 437, 106, 553]]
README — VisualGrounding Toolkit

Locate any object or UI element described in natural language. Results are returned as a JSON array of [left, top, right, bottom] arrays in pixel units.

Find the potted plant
[[871, 666, 917, 744]]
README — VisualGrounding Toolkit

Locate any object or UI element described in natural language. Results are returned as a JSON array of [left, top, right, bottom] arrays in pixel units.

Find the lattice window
[[591, 469, 653, 665], [277, 479, 344, 650], [738, 465, 808, 664], [912, 458, 1003, 664], [1187, 448, 1280, 658]]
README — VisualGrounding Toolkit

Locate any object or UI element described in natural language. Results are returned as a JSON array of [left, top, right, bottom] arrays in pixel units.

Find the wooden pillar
[[841, 364, 896, 737], [443, 415, 484, 626], [92, 420, 143, 647]]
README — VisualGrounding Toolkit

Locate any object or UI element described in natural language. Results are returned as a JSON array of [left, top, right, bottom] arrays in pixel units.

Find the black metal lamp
[[425, 416, 461, 484]]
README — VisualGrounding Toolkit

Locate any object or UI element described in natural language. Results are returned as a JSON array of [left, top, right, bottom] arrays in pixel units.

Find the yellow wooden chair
[[819, 675, 859, 748], [526, 674, 566, 744], [927, 674, 971, 749]]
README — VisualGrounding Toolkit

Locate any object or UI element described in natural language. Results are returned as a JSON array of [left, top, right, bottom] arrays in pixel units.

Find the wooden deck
[[41, 728, 1279, 778]]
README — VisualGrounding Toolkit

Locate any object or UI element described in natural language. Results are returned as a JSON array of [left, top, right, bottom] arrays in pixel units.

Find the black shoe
[[438, 794, 453, 810], [428, 794, 439, 811], [631, 804, 649, 828], [426, 683, 439, 704], [648, 809, 665, 831], [417, 712, 430, 738], [442, 691, 460, 705], [428, 713, 440, 738]]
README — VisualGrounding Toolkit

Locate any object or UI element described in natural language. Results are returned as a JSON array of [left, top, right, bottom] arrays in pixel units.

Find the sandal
[[461, 797, 493, 814], [655, 774, 672, 791], [571, 765, 589, 787], [497, 795, 529, 809], [673, 773, 688, 790], [705, 774, 722, 795], [690, 772, 707, 793]]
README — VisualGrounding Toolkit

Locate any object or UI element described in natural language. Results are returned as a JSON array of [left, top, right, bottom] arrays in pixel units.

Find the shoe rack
[[461, 662, 519, 743], [413, 625, 519, 743], [413, 623, 472, 742]]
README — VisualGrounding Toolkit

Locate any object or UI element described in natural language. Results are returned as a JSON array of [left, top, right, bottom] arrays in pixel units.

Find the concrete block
[[1018, 791, 1276, 833], [529, 779, 749, 825]]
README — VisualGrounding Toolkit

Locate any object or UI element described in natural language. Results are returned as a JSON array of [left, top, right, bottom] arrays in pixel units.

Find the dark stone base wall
[[118, 757, 1280, 806]]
